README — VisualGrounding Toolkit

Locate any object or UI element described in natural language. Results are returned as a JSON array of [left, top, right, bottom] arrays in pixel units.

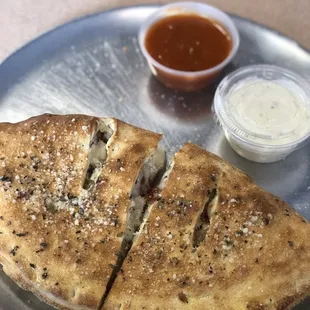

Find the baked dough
[[104, 143, 310, 310], [0, 114, 164, 310], [0, 115, 309, 310]]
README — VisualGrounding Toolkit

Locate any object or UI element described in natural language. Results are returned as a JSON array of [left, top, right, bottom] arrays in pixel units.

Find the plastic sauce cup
[[212, 65, 310, 163], [138, 2, 240, 92]]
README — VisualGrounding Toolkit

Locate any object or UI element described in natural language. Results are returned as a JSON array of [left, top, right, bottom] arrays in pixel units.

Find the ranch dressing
[[227, 79, 310, 146], [213, 65, 310, 163]]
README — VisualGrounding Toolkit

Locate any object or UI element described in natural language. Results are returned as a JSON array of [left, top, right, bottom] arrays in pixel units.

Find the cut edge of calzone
[[103, 143, 310, 310], [0, 114, 165, 310]]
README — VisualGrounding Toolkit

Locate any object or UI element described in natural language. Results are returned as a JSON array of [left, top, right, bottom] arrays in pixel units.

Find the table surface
[[1, 0, 310, 63]]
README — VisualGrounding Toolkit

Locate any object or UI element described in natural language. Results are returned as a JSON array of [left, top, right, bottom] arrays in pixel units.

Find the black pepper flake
[[16, 190, 30, 200], [42, 272, 48, 279], [16, 232, 28, 237], [59, 196, 67, 202], [78, 207, 84, 215], [210, 174, 216, 181], [178, 292, 188, 303], [30, 263, 36, 269], [213, 249, 217, 255], [76, 230, 81, 234], [236, 230, 244, 236], [40, 242, 48, 249], [112, 218, 119, 227], [0, 176, 12, 183], [254, 258, 259, 263], [288, 241, 294, 247], [180, 276, 190, 286], [178, 200, 184, 207], [224, 238, 234, 246], [76, 258, 82, 264], [262, 217, 269, 225], [55, 282, 59, 286], [179, 243, 187, 251], [10, 246, 19, 256]]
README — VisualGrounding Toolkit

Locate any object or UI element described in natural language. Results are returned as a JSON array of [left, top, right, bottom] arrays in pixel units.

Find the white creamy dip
[[227, 79, 310, 146], [213, 65, 310, 163]]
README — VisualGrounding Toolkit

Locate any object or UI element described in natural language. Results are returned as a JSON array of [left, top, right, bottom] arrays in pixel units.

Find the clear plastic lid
[[213, 65, 310, 150]]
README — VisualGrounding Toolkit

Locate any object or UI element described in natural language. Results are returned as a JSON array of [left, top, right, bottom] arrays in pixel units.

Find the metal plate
[[0, 5, 309, 310]]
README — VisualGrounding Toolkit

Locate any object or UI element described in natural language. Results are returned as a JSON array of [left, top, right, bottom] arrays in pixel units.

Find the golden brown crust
[[104, 143, 310, 310], [0, 114, 162, 309]]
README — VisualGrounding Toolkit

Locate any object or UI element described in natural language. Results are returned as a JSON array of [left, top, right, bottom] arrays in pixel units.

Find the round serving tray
[[0, 5, 309, 310]]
